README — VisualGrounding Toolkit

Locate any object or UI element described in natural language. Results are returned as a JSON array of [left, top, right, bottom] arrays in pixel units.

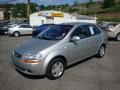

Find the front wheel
[[96, 45, 105, 58], [46, 58, 65, 80]]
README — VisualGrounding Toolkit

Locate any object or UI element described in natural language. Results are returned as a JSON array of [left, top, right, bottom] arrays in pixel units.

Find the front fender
[[41, 50, 67, 75]]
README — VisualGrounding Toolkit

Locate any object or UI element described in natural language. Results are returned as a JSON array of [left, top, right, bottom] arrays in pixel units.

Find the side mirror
[[70, 36, 80, 42]]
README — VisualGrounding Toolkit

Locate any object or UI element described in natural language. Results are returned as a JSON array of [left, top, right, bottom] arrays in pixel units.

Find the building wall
[[30, 11, 96, 26], [30, 13, 46, 26], [0, 11, 4, 20]]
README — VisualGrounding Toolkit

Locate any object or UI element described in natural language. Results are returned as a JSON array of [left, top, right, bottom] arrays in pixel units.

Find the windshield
[[37, 24, 49, 32], [37, 25, 73, 40]]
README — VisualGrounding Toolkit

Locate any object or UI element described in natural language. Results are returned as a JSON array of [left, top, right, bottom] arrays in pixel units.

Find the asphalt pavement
[[0, 35, 120, 90]]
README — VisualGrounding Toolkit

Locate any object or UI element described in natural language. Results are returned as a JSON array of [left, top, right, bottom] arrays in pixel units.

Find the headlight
[[22, 53, 41, 60], [21, 52, 42, 64]]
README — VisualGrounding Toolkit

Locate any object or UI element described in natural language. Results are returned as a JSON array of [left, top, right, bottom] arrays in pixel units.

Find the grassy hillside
[[50, 2, 120, 22], [46, 2, 120, 22], [75, 2, 120, 22], [96, 12, 120, 22]]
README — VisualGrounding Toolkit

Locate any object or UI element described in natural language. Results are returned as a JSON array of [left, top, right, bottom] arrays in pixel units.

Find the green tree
[[103, 0, 115, 8], [40, 4, 45, 10], [30, 3, 36, 13]]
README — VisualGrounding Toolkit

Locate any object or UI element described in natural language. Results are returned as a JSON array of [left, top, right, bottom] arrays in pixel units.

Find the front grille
[[14, 51, 22, 58]]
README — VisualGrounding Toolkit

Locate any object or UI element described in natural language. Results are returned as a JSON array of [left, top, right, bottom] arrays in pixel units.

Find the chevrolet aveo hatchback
[[11, 23, 108, 80]]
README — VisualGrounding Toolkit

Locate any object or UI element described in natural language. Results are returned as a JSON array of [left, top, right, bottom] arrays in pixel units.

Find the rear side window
[[26, 25, 32, 28], [19, 25, 27, 28], [88, 25, 101, 35], [20, 25, 31, 28]]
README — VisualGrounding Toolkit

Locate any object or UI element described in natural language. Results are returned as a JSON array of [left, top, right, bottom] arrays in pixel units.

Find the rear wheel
[[46, 58, 65, 80], [96, 45, 105, 58], [116, 33, 120, 41]]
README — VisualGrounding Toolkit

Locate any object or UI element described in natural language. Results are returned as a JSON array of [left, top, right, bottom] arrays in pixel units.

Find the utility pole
[[27, 0, 30, 24]]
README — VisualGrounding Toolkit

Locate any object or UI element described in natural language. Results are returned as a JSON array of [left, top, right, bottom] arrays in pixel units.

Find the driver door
[[67, 25, 92, 64]]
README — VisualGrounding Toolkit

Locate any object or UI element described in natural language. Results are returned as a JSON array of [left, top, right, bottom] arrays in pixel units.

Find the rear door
[[19, 25, 33, 35], [18, 25, 27, 34], [87, 25, 102, 55], [25, 25, 33, 34]]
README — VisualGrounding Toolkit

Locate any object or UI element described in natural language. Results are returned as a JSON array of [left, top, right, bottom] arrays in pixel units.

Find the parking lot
[[0, 35, 120, 90]]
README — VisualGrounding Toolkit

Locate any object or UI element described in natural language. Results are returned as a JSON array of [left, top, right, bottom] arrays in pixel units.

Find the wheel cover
[[51, 62, 64, 77], [14, 32, 19, 36], [100, 47, 105, 56], [117, 34, 120, 41]]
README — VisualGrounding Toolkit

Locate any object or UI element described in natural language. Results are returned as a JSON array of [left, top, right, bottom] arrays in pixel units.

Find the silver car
[[107, 24, 120, 41], [11, 23, 108, 80], [8, 24, 33, 37]]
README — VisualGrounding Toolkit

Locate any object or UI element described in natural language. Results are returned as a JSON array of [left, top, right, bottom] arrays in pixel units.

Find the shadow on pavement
[[108, 38, 116, 41]]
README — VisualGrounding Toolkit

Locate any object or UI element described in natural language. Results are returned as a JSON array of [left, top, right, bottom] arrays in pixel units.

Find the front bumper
[[11, 53, 45, 75], [7, 30, 14, 35], [108, 32, 116, 38]]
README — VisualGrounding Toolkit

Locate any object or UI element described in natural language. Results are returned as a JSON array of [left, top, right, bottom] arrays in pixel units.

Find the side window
[[19, 25, 26, 28], [26, 25, 31, 28], [20, 25, 30, 28], [89, 25, 101, 35], [71, 25, 91, 39], [23, 25, 28, 28]]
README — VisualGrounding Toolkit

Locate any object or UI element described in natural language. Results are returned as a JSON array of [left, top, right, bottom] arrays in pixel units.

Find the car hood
[[15, 38, 59, 55]]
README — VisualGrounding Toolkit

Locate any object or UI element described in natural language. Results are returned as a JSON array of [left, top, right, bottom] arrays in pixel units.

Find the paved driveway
[[0, 36, 120, 90]]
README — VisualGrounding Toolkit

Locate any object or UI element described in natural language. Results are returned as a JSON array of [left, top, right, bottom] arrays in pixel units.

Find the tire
[[116, 33, 120, 41], [46, 58, 66, 80], [13, 31, 20, 37], [96, 45, 105, 58]]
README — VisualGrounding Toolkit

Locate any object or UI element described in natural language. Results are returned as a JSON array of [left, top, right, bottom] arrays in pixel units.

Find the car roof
[[61, 22, 96, 26], [19, 24, 29, 26], [42, 24, 56, 25]]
